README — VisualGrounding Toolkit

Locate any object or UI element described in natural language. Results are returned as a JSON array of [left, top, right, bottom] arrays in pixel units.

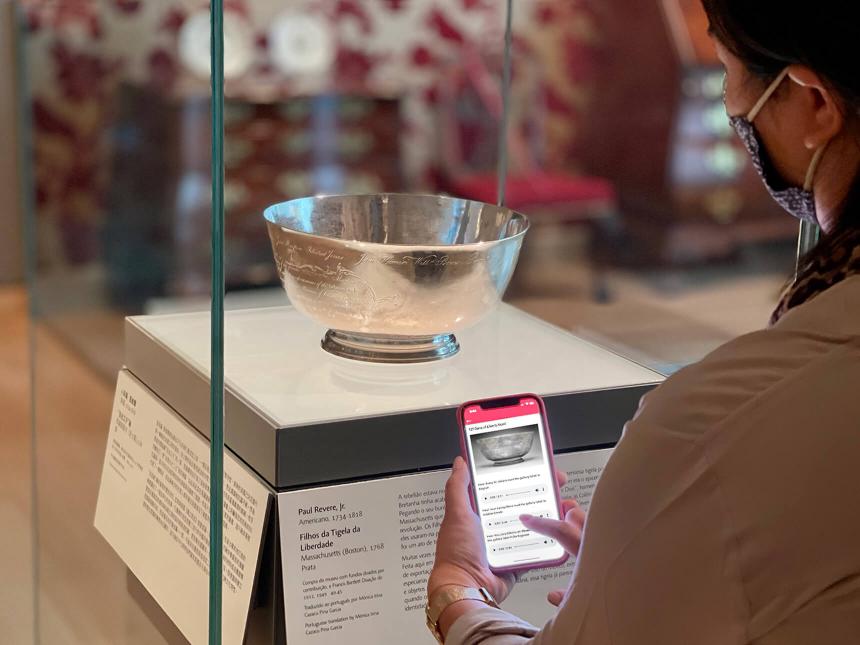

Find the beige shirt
[[448, 275, 860, 645]]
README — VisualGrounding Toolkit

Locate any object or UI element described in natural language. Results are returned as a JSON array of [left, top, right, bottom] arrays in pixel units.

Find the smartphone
[[458, 394, 568, 574]]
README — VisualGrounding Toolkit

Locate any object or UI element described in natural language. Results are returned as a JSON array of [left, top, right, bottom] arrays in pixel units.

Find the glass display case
[[8, 1, 800, 644]]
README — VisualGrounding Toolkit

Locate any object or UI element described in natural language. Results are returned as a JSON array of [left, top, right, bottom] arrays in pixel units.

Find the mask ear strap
[[803, 144, 828, 191], [748, 68, 790, 122]]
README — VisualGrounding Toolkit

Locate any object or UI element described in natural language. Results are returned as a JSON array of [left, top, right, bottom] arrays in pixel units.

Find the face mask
[[727, 67, 827, 224]]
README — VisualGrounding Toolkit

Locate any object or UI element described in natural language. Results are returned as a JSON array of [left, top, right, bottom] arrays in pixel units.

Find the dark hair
[[702, 0, 860, 280]]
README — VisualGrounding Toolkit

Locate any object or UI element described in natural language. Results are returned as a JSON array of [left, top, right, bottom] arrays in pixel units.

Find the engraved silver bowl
[[475, 429, 536, 465], [263, 194, 529, 363]]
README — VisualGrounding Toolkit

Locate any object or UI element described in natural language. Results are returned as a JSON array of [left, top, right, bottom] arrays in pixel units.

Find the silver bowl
[[474, 430, 536, 465], [264, 194, 529, 363]]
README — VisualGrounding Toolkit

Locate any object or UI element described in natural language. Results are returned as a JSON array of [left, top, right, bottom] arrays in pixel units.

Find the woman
[[427, 1, 860, 643]]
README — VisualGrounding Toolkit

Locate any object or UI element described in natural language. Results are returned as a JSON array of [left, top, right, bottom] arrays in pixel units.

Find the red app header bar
[[462, 397, 540, 424]]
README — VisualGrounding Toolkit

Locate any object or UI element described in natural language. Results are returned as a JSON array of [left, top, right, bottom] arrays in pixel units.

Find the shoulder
[[630, 287, 860, 441]]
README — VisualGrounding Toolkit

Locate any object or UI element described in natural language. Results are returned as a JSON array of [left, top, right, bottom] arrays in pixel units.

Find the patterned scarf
[[770, 226, 860, 325]]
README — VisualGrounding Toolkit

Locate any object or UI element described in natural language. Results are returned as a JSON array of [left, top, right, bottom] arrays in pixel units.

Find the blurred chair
[[436, 46, 617, 301]]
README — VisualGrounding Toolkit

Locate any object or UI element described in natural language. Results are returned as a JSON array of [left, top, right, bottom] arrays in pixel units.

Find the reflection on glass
[[12, 1, 803, 643]]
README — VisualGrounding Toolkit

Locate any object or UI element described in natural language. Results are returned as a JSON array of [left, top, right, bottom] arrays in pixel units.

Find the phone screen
[[463, 397, 565, 570]]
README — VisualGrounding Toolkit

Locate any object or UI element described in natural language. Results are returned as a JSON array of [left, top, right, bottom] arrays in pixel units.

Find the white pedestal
[[124, 304, 662, 488]]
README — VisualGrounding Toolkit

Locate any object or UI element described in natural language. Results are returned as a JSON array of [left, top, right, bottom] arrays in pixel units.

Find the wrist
[[426, 585, 500, 643], [437, 599, 487, 641], [427, 567, 482, 598]]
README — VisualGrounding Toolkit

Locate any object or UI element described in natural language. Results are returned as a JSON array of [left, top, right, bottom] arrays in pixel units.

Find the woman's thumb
[[445, 456, 471, 508]]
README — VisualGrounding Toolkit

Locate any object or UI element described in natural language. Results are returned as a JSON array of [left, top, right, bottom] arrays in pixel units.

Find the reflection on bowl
[[475, 430, 535, 466]]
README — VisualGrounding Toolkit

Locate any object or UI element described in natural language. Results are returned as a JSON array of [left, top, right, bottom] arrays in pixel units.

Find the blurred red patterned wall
[[20, 0, 602, 266]]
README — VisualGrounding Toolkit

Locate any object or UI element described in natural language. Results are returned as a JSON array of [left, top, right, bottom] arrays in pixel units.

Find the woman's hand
[[428, 456, 515, 603], [520, 499, 586, 556], [520, 498, 586, 608], [547, 589, 566, 607], [429, 459, 580, 603]]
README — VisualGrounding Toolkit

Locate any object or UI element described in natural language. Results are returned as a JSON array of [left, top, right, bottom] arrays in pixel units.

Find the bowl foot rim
[[321, 329, 460, 364], [489, 457, 526, 466]]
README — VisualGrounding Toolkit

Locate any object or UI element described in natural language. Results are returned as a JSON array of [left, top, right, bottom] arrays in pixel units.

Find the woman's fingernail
[[520, 514, 533, 522]]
